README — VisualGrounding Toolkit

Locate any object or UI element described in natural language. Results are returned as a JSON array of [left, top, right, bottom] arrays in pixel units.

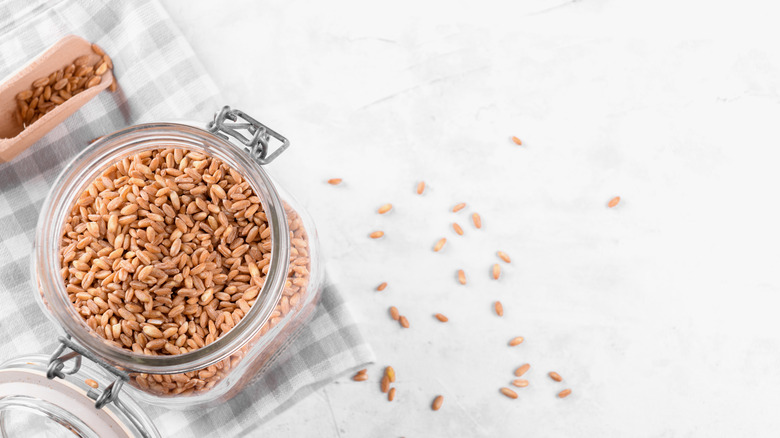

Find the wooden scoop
[[0, 35, 114, 163]]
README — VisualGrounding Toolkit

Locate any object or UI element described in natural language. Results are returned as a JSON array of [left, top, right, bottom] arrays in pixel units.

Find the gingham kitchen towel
[[0, 0, 374, 436]]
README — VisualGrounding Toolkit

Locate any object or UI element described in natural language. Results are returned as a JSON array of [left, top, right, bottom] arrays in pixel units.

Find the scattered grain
[[432, 395, 444, 411], [549, 371, 562, 382], [416, 181, 425, 195], [494, 301, 504, 317], [457, 269, 466, 285], [381, 375, 390, 393], [500, 387, 518, 399], [327, 178, 342, 185], [497, 251, 511, 263], [388, 387, 396, 401], [512, 379, 529, 388], [378, 203, 393, 214], [509, 337, 524, 346], [434, 313, 448, 322], [511, 136, 522, 145], [377, 282, 388, 291], [389, 306, 400, 321], [433, 238, 446, 252], [452, 203, 466, 212], [492, 263, 501, 280], [608, 196, 621, 208], [472, 213, 482, 229], [399, 316, 410, 328], [386, 366, 396, 383], [85, 379, 98, 389], [452, 223, 463, 235], [558, 389, 572, 398], [514, 364, 530, 377], [370, 231, 385, 239]]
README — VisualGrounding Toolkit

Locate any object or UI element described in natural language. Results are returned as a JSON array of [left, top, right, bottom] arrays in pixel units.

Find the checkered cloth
[[0, 0, 374, 436]]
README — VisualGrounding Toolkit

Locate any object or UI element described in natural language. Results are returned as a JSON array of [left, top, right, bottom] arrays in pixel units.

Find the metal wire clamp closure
[[207, 106, 291, 165], [47, 336, 151, 438]]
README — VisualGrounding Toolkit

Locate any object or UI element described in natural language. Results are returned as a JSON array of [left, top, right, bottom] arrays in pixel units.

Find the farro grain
[[85, 379, 99, 388], [512, 379, 529, 388], [381, 375, 390, 393], [509, 337, 524, 346], [500, 387, 518, 399], [378, 204, 392, 214], [452, 223, 463, 235], [608, 196, 621, 208], [472, 213, 482, 229], [558, 389, 572, 398], [399, 316, 409, 328], [416, 181, 425, 195], [511, 136, 522, 145], [386, 366, 396, 383], [457, 269, 466, 285], [549, 371, 562, 382], [389, 306, 400, 321], [60, 148, 310, 397], [452, 203, 466, 212], [377, 282, 388, 291], [432, 395, 444, 410], [494, 301, 503, 317], [497, 251, 511, 263], [327, 178, 342, 185], [434, 313, 448, 322], [369, 231, 384, 239], [433, 238, 446, 252], [514, 363, 530, 377], [388, 387, 396, 401], [492, 264, 500, 280]]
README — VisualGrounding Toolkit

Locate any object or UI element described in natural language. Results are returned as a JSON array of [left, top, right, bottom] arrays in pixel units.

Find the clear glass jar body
[[33, 122, 323, 409]]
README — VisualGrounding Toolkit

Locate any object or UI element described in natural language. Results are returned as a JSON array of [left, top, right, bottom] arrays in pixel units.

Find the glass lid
[[0, 354, 159, 438]]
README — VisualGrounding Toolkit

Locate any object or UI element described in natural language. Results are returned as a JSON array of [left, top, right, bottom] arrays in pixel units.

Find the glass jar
[[30, 107, 323, 411], [0, 354, 160, 438]]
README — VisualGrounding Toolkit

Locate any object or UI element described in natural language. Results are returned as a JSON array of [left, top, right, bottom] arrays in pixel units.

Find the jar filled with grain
[[31, 107, 323, 410]]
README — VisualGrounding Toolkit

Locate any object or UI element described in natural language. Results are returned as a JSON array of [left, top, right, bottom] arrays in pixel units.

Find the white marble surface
[[163, 1, 780, 436]]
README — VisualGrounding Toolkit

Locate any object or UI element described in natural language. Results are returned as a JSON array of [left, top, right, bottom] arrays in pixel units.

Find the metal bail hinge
[[207, 106, 291, 165], [47, 336, 152, 438]]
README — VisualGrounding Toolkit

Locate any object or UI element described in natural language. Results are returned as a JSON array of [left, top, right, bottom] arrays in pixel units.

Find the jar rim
[[33, 122, 290, 374]]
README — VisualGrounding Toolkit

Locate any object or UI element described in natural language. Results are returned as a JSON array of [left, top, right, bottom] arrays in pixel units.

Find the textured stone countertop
[[164, 0, 780, 436]]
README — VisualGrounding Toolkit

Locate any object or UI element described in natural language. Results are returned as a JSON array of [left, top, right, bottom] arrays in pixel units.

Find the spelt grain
[[509, 337, 524, 346], [472, 213, 482, 229], [514, 364, 530, 377]]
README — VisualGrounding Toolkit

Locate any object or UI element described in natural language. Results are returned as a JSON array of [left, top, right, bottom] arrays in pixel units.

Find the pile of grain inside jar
[[60, 148, 310, 396]]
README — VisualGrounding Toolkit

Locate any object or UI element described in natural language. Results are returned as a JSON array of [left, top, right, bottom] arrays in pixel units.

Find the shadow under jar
[[33, 108, 323, 410]]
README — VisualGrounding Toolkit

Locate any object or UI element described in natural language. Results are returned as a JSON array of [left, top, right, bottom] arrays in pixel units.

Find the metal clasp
[[47, 336, 151, 438], [207, 106, 291, 165]]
